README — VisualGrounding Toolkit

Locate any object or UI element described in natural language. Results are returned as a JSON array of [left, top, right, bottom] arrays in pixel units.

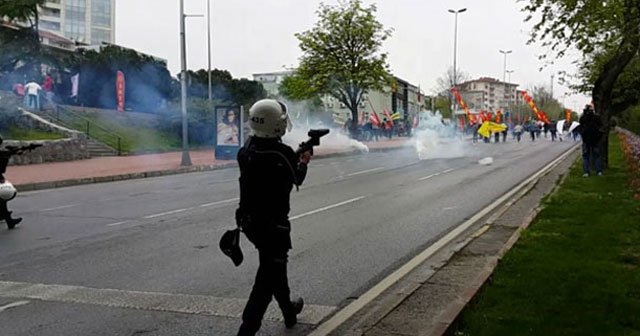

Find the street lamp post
[[499, 49, 512, 114], [207, 0, 212, 102], [506, 70, 514, 83], [506, 69, 514, 116], [448, 8, 467, 119], [179, 0, 192, 166]]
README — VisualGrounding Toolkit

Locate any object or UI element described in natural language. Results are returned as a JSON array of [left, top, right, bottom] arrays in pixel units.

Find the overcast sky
[[114, 0, 589, 110]]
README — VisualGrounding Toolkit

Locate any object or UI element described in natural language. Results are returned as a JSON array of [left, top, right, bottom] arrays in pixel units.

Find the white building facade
[[38, 0, 115, 45], [457, 77, 519, 112], [253, 71, 424, 125]]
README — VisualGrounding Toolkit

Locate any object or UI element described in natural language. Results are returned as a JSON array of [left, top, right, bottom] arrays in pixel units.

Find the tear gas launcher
[[296, 129, 330, 156], [4, 143, 43, 155]]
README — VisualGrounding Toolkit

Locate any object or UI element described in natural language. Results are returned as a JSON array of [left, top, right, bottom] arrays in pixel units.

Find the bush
[[619, 105, 640, 135]]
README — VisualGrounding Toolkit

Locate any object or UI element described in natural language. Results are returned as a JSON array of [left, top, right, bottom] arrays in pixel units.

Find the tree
[[0, 0, 45, 29], [73, 45, 175, 112], [434, 66, 470, 96], [524, 0, 640, 167], [0, 0, 50, 85], [184, 69, 266, 109], [288, 0, 393, 133], [531, 86, 564, 119]]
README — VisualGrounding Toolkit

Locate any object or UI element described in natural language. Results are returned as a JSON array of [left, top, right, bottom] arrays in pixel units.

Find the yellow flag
[[478, 121, 507, 138]]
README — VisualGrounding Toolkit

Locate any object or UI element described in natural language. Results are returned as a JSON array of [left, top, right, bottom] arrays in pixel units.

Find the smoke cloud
[[414, 111, 465, 160]]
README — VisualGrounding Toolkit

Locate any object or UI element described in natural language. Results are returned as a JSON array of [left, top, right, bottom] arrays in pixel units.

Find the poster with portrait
[[215, 106, 243, 160]]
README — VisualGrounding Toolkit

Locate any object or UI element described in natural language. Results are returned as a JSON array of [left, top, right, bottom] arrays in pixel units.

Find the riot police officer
[[0, 135, 23, 229], [236, 99, 312, 336]]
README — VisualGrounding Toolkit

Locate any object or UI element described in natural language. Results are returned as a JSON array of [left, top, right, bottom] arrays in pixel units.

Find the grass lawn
[[5, 127, 66, 140], [449, 135, 640, 336], [53, 108, 182, 154]]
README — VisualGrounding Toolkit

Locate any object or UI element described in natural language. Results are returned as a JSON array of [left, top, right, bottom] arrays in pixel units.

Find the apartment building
[[457, 77, 519, 112], [38, 0, 115, 45]]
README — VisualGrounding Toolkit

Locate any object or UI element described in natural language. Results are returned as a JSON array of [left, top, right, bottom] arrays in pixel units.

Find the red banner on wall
[[116, 70, 125, 112]]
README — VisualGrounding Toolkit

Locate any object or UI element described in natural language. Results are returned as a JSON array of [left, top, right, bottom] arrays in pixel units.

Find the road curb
[[318, 144, 580, 336], [14, 145, 407, 192], [430, 146, 580, 336]]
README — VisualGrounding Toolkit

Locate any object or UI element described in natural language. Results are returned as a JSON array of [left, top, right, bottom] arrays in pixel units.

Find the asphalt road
[[0, 136, 576, 336]]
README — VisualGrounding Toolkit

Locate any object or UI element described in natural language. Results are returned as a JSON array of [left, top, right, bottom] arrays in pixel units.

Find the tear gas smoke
[[282, 124, 369, 155], [280, 98, 369, 154], [414, 111, 465, 160]]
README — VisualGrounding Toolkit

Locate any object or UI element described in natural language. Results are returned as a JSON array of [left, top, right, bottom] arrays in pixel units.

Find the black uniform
[[236, 136, 308, 336], [0, 139, 22, 229]]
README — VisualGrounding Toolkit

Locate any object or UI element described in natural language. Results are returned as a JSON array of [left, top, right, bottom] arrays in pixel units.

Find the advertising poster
[[215, 106, 242, 160]]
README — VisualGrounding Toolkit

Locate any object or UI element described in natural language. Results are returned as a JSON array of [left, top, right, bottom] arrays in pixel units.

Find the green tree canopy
[[184, 69, 266, 109], [0, 0, 45, 27], [73, 45, 175, 112], [287, 0, 393, 131], [524, 0, 640, 119], [523, 0, 640, 166]]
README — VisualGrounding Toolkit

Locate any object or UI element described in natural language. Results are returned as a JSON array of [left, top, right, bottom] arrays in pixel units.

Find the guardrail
[[48, 105, 124, 155]]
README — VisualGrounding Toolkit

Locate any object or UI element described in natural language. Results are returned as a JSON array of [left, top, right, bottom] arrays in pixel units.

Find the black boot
[[7, 217, 22, 229], [284, 297, 304, 328]]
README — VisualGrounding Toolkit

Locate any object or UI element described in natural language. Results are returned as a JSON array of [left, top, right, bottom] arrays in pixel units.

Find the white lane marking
[[290, 196, 366, 221], [0, 281, 334, 324], [345, 167, 384, 177], [418, 173, 440, 181], [143, 208, 191, 219], [40, 204, 80, 212], [308, 144, 580, 336], [106, 221, 128, 227], [199, 198, 239, 208], [109, 198, 238, 225], [417, 167, 456, 181], [0, 300, 30, 312]]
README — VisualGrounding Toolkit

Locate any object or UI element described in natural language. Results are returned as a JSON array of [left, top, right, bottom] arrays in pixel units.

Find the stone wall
[[5, 138, 89, 165], [4, 109, 90, 165]]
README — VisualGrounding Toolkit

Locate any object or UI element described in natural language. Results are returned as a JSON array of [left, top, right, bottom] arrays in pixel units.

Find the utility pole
[[499, 49, 512, 113], [550, 74, 555, 98], [207, 0, 212, 102], [179, 0, 192, 166], [448, 8, 467, 120]]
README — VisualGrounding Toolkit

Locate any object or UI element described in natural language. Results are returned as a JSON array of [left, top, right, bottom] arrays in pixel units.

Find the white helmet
[[0, 181, 17, 201], [248, 99, 292, 138]]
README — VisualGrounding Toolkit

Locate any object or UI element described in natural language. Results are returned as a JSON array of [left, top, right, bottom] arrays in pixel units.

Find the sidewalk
[[7, 137, 411, 191]]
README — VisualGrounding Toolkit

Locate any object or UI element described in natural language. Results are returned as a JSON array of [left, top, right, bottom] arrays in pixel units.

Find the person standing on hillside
[[579, 105, 604, 177], [24, 80, 41, 110]]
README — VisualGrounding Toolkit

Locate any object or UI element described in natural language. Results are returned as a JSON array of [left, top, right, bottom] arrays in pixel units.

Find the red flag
[[413, 113, 420, 128], [458, 116, 465, 130], [367, 97, 381, 126], [368, 110, 381, 126], [382, 108, 393, 123], [116, 70, 125, 112]]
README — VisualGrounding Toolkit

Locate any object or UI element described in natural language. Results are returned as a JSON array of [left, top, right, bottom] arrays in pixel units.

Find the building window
[[91, 28, 111, 44], [47, 0, 62, 4], [40, 20, 61, 31], [64, 0, 87, 41], [41, 7, 61, 18], [91, 0, 112, 28]]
